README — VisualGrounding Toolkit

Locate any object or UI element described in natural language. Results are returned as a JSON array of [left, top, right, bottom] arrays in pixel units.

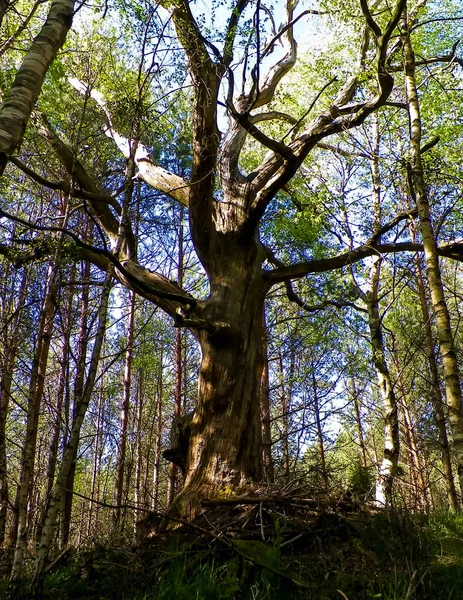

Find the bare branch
[[0, 207, 197, 316], [245, 0, 406, 232], [69, 78, 190, 207], [367, 207, 418, 244], [250, 111, 297, 125], [38, 114, 130, 254], [359, 0, 382, 38], [223, 0, 251, 67], [226, 102, 295, 160], [10, 157, 123, 213], [265, 237, 463, 284]]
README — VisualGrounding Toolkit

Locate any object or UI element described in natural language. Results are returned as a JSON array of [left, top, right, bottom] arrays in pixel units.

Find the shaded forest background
[[1, 0, 463, 596]]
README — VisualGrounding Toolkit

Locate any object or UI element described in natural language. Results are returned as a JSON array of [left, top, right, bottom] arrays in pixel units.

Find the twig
[[259, 501, 265, 541], [70, 490, 309, 588]]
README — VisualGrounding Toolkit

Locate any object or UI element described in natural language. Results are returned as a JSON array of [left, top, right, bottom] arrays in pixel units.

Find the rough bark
[[172, 240, 268, 517], [403, 16, 463, 498]]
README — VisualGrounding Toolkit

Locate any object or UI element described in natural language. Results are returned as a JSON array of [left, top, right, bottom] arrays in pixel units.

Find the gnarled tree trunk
[[175, 240, 267, 516]]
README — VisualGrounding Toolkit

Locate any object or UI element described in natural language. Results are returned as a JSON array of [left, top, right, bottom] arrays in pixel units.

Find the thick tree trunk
[[171, 245, 267, 517], [403, 21, 463, 498]]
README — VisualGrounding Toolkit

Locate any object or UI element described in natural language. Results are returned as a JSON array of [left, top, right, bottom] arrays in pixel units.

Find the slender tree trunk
[[153, 349, 164, 509], [31, 268, 113, 595], [60, 256, 90, 548], [114, 155, 138, 528], [10, 259, 60, 580], [133, 371, 143, 531], [402, 396, 431, 511], [367, 260, 400, 508], [168, 206, 185, 505], [38, 275, 74, 541], [114, 290, 136, 528], [278, 351, 290, 479], [0, 267, 28, 546], [312, 368, 329, 490], [403, 19, 463, 498], [366, 117, 399, 507], [393, 357, 431, 511], [261, 318, 274, 482], [409, 223, 460, 509], [87, 378, 104, 539], [350, 376, 368, 468]]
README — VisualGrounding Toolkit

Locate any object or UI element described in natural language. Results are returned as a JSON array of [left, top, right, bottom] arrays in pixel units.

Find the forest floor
[[3, 493, 463, 599]]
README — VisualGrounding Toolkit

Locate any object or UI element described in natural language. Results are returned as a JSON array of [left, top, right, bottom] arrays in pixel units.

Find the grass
[[3, 510, 463, 599]]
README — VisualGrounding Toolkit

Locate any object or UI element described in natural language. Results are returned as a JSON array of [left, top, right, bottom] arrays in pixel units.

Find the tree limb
[[264, 239, 463, 283], [69, 78, 190, 208], [246, 0, 406, 232], [10, 157, 123, 214]]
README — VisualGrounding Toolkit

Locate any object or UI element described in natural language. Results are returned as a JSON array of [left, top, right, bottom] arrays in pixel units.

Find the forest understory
[[3, 489, 463, 600]]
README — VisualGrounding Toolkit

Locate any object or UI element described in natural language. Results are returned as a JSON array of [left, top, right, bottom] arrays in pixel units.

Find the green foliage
[[5, 511, 461, 600]]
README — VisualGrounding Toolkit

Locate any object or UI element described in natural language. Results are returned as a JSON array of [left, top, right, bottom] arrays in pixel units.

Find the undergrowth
[[3, 510, 463, 599]]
